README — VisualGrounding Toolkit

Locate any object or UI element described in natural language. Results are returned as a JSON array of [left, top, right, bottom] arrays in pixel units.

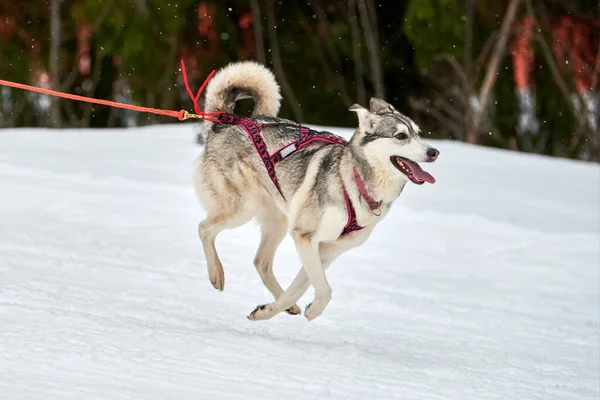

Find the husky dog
[[193, 61, 439, 321]]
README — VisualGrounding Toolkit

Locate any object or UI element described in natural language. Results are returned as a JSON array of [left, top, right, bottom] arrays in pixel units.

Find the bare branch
[[433, 54, 470, 90], [409, 98, 464, 138], [431, 94, 464, 123], [474, 30, 499, 80], [472, 0, 522, 143], [525, 0, 577, 113]]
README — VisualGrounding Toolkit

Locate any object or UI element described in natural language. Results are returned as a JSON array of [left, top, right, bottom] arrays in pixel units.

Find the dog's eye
[[395, 132, 408, 140]]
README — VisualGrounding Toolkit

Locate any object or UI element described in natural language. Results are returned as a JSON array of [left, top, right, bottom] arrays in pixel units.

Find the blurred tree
[[0, 0, 597, 161]]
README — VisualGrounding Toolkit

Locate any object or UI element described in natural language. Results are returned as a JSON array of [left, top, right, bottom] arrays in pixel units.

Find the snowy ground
[[0, 123, 598, 400]]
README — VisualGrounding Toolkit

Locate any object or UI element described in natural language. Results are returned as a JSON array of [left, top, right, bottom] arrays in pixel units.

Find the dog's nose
[[427, 148, 439, 160]]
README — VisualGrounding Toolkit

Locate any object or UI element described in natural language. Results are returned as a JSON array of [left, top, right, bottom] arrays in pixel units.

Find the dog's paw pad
[[286, 305, 301, 315]]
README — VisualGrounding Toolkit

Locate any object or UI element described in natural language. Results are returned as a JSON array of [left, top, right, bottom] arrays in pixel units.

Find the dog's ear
[[349, 103, 375, 131], [369, 97, 394, 115]]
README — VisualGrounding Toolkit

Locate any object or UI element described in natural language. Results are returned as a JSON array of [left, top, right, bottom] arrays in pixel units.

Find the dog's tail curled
[[203, 61, 281, 119]]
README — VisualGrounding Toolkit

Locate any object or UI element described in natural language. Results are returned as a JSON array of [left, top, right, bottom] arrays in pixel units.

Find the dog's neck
[[343, 141, 406, 208]]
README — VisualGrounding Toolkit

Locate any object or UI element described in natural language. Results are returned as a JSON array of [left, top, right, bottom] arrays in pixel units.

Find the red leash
[[0, 60, 223, 123]]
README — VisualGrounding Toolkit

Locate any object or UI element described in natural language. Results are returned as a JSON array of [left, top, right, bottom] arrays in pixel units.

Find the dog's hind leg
[[197, 185, 256, 292], [254, 206, 301, 315]]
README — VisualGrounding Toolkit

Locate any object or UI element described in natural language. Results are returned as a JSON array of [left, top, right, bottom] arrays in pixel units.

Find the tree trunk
[[49, 0, 61, 128], [357, 0, 384, 99], [364, 0, 380, 64], [349, 0, 366, 106], [249, 0, 266, 64], [464, 0, 475, 143], [265, 0, 304, 121], [471, 0, 522, 144]]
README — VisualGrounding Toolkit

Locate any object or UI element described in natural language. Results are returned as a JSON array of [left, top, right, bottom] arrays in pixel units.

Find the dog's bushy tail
[[203, 61, 281, 118]]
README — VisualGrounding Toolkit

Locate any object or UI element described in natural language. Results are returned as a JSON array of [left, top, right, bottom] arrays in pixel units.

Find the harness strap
[[218, 113, 286, 199], [341, 187, 363, 236], [353, 166, 382, 213], [271, 126, 348, 164], [218, 113, 380, 237]]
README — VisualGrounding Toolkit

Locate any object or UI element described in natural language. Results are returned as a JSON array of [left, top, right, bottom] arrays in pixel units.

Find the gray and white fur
[[193, 61, 439, 321]]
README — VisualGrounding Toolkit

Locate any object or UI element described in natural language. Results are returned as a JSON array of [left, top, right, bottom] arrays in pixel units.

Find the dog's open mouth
[[390, 156, 436, 184]]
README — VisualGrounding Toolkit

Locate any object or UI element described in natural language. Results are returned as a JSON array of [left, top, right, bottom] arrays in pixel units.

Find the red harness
[[218, 113, 380, 236]]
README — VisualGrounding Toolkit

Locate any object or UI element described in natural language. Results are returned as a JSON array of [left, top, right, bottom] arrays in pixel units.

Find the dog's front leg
[[247, 268, 310, 320], [247, 227, 373, 321], [248, 230, 331, 321], [292, 233, 331, 321]]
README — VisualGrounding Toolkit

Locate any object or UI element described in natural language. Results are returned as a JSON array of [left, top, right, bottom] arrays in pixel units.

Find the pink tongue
[[403, 158, 436, 184]]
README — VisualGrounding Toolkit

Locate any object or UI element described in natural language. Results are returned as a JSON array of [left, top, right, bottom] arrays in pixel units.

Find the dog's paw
[[286, 305, 302, 316], [304, 298, 329, 321], [208, 264, 225, 291], [247, 304, 276, 321], [304, 303, 318, 321]]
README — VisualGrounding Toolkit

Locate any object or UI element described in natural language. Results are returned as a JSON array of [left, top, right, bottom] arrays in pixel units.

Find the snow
[[0, 123, 598, 400]]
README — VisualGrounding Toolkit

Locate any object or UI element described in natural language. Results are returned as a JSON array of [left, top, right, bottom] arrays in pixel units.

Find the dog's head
[[350, 98, 439, 185]]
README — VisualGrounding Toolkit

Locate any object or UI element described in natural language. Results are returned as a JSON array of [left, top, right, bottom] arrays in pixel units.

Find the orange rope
[[0, 60, 223, 123]]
